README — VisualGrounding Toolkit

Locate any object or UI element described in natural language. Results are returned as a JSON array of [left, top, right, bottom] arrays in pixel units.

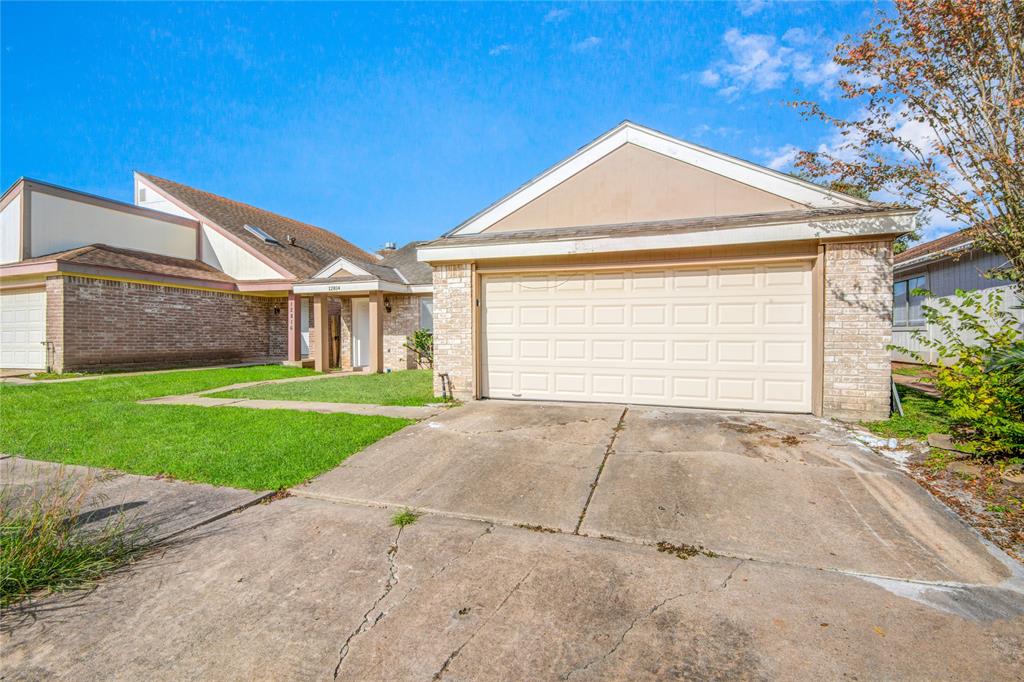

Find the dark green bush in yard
[[1, 478, 144, 606], [892, 287, 1024, 458]]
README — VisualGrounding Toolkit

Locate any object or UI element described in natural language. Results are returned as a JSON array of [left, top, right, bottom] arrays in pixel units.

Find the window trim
[[893, 274, 927, 328]]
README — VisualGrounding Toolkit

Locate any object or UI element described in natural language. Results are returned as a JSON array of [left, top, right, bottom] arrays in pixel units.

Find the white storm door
[[352, 298, 370, 368]]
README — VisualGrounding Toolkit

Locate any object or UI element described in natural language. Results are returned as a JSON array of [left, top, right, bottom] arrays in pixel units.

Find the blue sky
[[3, 1, 938, 252]]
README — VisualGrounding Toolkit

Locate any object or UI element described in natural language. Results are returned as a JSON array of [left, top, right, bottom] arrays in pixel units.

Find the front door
[[352, 298, 370, 368]]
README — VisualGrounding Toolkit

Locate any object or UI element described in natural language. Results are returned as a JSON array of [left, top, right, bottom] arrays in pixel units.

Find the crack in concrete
[[574, 407, 628, 535], [332, 525, 404, 679], [431, 567, 535, 680], [386, 525, 495, 616], [562, 560, 747, 680]]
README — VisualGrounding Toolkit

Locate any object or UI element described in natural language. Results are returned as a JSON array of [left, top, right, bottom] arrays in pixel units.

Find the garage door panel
[[482, 264, 813, 412], [0, 290, 47, 370]]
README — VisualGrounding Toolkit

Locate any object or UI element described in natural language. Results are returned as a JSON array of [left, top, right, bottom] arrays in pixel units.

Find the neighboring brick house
[[417, 121, 917, 420], [0, 176, 432, 374], [891, 228, 1022, 364]]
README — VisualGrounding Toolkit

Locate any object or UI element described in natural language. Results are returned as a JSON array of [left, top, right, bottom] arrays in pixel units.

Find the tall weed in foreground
[[0, 474, 144, 606]]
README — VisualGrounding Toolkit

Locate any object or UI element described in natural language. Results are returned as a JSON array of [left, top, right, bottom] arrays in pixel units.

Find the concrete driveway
[[299, 401, 1009, 585], [4, 401, 1023, 680]]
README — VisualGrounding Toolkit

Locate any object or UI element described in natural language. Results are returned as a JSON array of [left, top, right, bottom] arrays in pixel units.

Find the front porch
[[284, 289, 426, 374]]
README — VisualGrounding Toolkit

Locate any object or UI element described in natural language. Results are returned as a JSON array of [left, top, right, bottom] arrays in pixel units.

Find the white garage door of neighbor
[[481, 263, 814, 413], [0, 290, 47, 370]]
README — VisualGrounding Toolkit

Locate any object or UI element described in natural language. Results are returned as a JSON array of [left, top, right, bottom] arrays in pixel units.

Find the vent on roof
[[244, 224, 281, 245]]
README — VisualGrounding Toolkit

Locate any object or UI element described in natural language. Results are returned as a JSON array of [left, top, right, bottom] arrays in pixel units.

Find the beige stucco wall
[[822, 240, 893, 421], [30, 191, 197, 260], [486, 143, 806, 232]]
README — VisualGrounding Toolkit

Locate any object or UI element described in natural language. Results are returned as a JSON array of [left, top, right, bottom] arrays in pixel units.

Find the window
[[893, 275, 926, 327], [137, 187, 147, 203], [243, 224, 281, 245], [419, 297, 434, 332]]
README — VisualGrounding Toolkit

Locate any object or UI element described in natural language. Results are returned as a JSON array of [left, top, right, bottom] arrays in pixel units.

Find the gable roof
[[379, 241, 433, 284], [136, 172, 378, 279], [447, 121, 877, 237], [895, 228, 976, 267]]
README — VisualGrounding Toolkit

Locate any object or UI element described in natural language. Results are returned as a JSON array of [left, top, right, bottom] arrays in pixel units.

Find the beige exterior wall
[[486, 143, 806, 233], [1, 193, 22, 264], [30, 190, 196, 260], [199, 224, 282, 280], [822, 240, 893, 421], [432, 264, 475, 399]]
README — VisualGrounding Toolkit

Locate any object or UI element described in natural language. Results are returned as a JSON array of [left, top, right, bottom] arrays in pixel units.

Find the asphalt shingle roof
[[138, 173, 379, 279], [17, 244, 236, 283]]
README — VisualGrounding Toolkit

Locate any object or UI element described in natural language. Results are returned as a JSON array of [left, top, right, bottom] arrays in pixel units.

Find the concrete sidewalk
[[0, 457, 270, 543], [139, 394, 444, 419]]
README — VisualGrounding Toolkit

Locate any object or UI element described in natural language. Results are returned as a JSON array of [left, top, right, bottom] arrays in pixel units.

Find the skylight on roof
[[244, 224, 281, 245]]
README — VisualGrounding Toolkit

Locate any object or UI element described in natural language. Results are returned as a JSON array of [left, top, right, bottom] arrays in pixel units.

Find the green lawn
[[0, 366, 413, 490], [863, 384, 950, 440], [210, 368, 437, 406]]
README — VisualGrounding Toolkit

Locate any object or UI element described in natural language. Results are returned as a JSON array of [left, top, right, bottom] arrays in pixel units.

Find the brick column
[[432, 263, 475, 400], [286, 292, 302, 363], [312, 294, 332, 372], [822, 240, 893, 421]]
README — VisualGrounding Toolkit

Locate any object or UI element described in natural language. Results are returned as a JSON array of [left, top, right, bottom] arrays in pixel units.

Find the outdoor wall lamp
[[383, 297, 392, 313]]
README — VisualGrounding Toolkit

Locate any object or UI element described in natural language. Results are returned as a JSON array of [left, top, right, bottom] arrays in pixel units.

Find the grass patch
[[210, 369, 437, 407], [0, 365, 413, 490], [892, 364, 933, 378], [863, 385, 950, 440], [390, 508, 420, 527], [1, 478, 144, 606]]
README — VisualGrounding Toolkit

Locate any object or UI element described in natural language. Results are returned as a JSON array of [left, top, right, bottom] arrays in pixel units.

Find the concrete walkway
[[0, 457, 269, 543], [140, 394, 443, 419]]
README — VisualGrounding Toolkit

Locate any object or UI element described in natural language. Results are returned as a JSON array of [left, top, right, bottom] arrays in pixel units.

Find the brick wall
[[432, 264, 474, 399], [44, 277, 65, 372], [50, 276, 286, 372], [383, 294, 420, 372], [823, 240, 893, 421]]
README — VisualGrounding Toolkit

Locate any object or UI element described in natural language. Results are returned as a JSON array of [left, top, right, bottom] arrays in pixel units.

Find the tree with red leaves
[[795, 0, 1022, 282]]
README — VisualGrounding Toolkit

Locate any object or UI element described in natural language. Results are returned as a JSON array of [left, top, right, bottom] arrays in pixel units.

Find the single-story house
[[418, 122, 917, 421], [891, 228, 1022, 364], [0, 175, 433, 374]]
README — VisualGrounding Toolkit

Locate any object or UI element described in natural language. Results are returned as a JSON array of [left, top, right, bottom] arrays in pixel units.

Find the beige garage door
[[0, 289, 47, 370], [481, 263, 813, 412]]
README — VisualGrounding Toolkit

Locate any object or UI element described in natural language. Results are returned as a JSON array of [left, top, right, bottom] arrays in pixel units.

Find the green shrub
[[0, 477, 144, 606], [893, 288, 1024, 458], [404, 329, 434, 368]]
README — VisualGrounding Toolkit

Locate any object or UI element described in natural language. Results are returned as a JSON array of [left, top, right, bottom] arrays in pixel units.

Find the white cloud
[[755, 144, 801, 170], [488, 44, 512, 57], [699, 69, 721, 87], [700, 27, 842, 100], [544, 8, 570, 23], [571, 36, 601, 53], [738, 0, 770, 16]]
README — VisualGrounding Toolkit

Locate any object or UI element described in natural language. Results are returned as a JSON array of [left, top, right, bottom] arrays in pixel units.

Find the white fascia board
[[893, 240, 975, 273], [312, 256, 372, 279], [408, 284, 433, 294], [448, 121, 868, 236], [420, 212, 915, 263], [292, 280, 412, 295]]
